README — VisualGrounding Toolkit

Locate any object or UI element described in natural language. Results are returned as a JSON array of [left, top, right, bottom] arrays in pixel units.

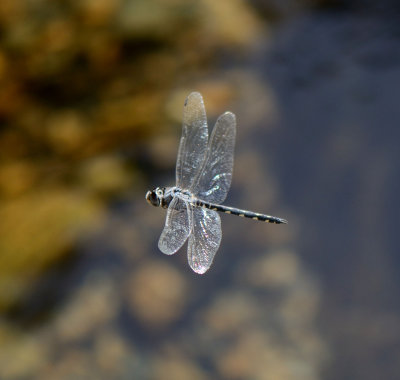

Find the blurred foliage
[[0, 188, 101, 310], [0, 0, 261, 164], [0, 0, 262, 311]]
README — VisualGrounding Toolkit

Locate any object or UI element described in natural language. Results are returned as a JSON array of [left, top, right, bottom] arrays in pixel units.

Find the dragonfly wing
[[187, 208, 221, 274], [158, 197, 192, 255], [176, 92, 209, 190], [194, 111, 236, 203]]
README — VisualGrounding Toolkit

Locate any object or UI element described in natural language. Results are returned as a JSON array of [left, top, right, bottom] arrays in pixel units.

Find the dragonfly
[[146, 92, 287, 274]]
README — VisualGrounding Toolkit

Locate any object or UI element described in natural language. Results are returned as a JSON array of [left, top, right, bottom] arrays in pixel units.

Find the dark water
[[254, 9, 400, 380]]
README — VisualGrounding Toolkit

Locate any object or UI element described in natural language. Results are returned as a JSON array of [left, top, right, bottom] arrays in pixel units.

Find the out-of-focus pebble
[[126, 260, 188, 328]]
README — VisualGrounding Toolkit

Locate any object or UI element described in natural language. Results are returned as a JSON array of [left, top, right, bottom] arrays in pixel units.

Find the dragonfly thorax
[[171, 187, 194, 203], [146, 186, 195, 209]]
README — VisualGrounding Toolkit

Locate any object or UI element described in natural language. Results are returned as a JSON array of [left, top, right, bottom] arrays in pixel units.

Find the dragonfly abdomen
[[194, 200, 287, 224]]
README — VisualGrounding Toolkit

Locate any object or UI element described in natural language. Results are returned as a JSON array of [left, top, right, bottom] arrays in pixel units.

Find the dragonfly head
[[145, 187, 164, 207]]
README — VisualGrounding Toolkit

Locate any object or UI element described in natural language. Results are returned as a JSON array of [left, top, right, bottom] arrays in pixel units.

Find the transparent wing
[[193, 111, 236, 203], [187, 208, 221, 274], [158, 197, 192, 255], [176, 92, 209, 190]]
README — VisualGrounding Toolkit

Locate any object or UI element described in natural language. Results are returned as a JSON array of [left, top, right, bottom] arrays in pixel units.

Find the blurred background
[[0, 0, 399, 379]]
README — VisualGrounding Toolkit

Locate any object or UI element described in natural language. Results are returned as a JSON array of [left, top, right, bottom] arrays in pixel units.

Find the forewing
[[176, 92, 209, 190], [193, 112, 236, 203], [187, 208, 221, 274], [158, 197, 192, 255]]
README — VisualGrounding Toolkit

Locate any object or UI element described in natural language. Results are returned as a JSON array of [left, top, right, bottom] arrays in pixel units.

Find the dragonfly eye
[[145, 190, 161, 207]]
